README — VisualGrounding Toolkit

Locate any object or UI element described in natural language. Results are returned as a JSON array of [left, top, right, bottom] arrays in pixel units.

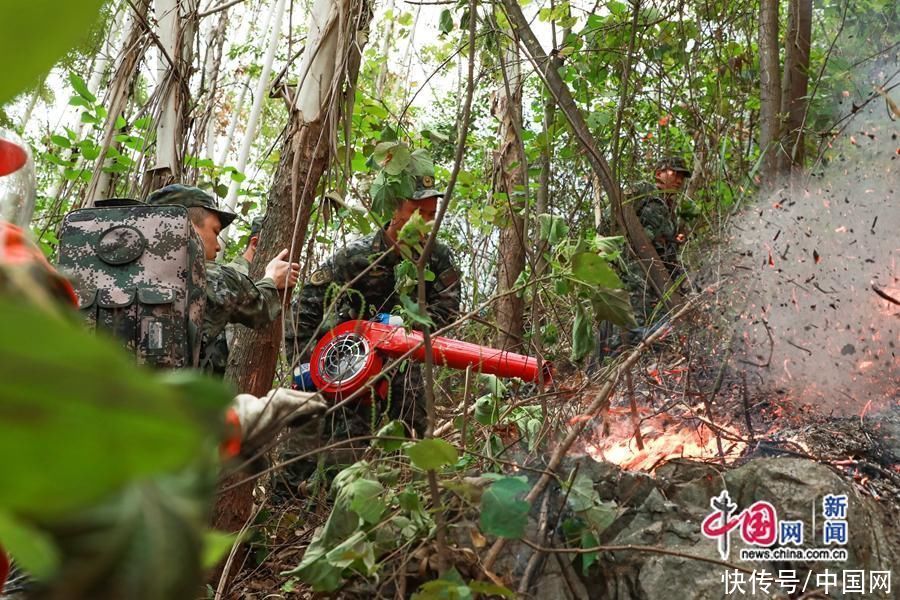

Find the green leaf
[[68, 72, 96, 103], [480, 477, 531, 539], [399, 295, 435, 329], [565, 473, 599, 512], [469, 581, 515, 598], [0, 510, 59, 579], [374, 420, 407, 451], [408, 148, 435, 177], [580, 530, 599, 575], [582, 503, 617, 532], [378, 142, 411, 176], [412, 569, 471, 600], [289, 537, 345, 591], [571, 301, 593, 361], [80, 142, 101, 161], [50, 134, 70, 148], [591, 288, 638, 329], [202, 529, 238, 569], [406, 439, 458, 471], [438, 9, 454, 34], [571, 252, 623, 288], [324, 530, 376, 573], [538, 213, 569, 244], [473, 393, 500, 426], [68, 95, 92, 108], [0, 299, 230, 519], [0, 0, 105, 105], [379, 124, 398, 142], [346, 479, 386, 524]]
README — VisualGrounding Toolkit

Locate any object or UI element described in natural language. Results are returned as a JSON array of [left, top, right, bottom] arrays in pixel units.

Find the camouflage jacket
[[200, 261, 281, 373], [286, 229, 461, 363], [628, 183, 680, 271]]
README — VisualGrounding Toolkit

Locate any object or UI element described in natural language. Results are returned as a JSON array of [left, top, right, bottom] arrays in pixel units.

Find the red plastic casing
[[309, 320, 553, 400]]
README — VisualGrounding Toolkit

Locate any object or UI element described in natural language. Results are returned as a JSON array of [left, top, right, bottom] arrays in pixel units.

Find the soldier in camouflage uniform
[[145, 186, 299, 374], [227, 215, 264, 275], [595, 156, 692, 361], [285, 169, 461, 439], [205, 216, 265, 376], [1, 133, 324, 599], [623, 155, 692, 322]]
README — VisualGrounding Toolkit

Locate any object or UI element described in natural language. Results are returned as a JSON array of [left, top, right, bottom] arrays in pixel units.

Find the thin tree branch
[[481, 293, 705, 571], [495, 0, 681, 306], [199, 0, 250, 18]]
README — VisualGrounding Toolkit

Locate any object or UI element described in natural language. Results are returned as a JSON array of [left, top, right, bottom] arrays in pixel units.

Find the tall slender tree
[[492, 23, 527, 351], [219, 0, 288, 250], [497, 0, 681, 305], [779, 0, 812, 171], [142, 0, 199, 195], [226, 0, 374, 391], [758, 0, 782, 185], [83, 0, 152, 206]]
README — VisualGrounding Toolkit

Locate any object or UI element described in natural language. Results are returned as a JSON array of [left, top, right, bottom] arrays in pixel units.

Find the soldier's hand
[[265, 249, 301, 289], [232, 388, 326, 456]]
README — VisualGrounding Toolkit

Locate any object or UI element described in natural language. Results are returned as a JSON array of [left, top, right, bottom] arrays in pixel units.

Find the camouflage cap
[[654, 156, 692, 177], [146, 184, 237, 228], [411, 174, 444, 200], [249, 216, 264, 238]]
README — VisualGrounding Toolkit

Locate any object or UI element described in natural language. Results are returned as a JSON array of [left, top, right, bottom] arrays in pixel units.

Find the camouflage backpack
[[57, 199, 206, 369]]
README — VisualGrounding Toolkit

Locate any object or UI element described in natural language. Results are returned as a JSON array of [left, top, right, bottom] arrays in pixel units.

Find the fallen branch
[[872, 284, 900, 306], [481, 294, 706, 571]]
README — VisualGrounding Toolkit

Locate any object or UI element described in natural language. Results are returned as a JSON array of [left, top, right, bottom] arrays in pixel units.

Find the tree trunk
[[491, 32, 527, 351], [142, 0, 198, 195], [213, 6, 372, 590], [758, 0, 782, 186], [194, 9, 229, 172], [374, 0, 395, 97], [779, 0, 812, 171], [83, 0, 152, 206], [219, 0, 288, 250], [497, 0, 681, 306]]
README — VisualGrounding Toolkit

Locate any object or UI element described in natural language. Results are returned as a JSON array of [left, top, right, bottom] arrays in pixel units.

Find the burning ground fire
[[568, 370, 748, 473], [578, 409, 746, 471]]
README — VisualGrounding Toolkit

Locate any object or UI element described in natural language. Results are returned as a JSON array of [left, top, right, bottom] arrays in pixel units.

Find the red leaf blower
[[303, 320, 553, 401]]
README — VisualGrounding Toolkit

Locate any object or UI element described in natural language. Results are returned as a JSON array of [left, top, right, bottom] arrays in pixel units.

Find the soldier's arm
[[285, 274, 328, 364], [204, 262, 282, 341], [225, 255, 251, 277], [426, 245, 461, 329], [637, 200, 674, 245]]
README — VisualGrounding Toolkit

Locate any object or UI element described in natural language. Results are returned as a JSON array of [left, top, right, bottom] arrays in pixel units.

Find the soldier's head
[[387, 173, 443, 242], [147, 185, 236, 260], [653, 156, 692, 193], [243, 216, 264, 262]]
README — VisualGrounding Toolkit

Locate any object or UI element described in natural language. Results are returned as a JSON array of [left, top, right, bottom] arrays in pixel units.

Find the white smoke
[[722, 80, 899, 414]]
